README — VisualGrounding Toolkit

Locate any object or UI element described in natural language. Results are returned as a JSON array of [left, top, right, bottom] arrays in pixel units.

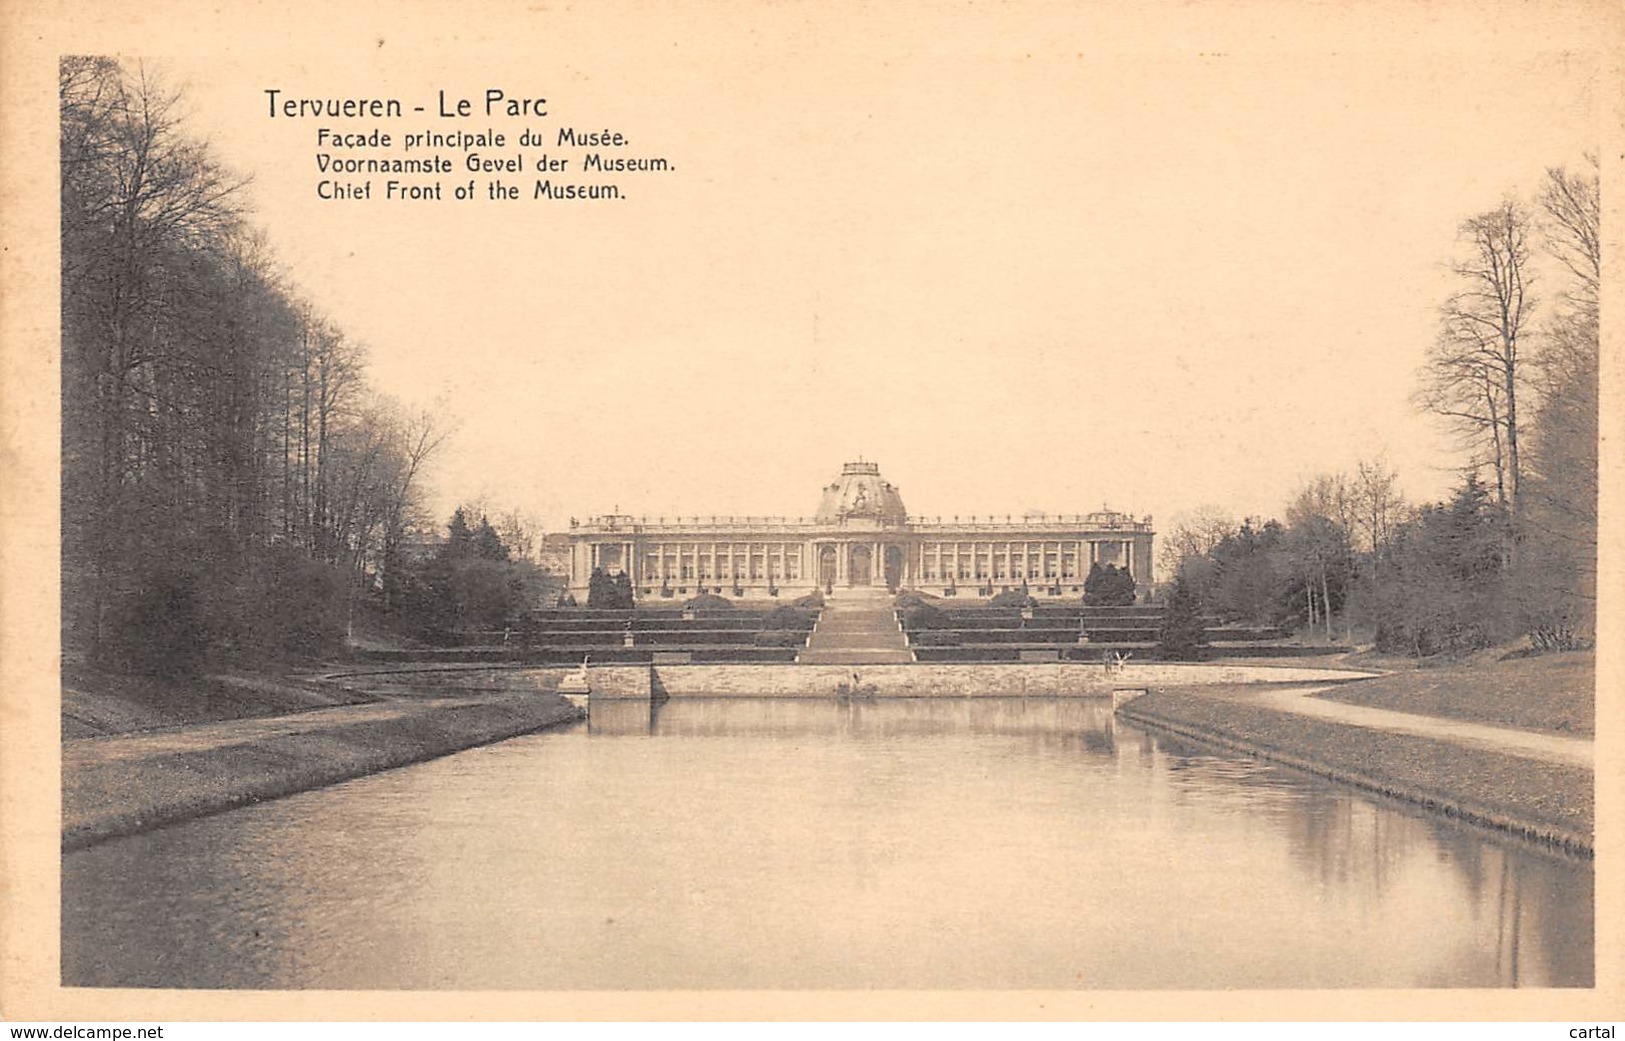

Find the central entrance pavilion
[[566, 461, 1155, 602]]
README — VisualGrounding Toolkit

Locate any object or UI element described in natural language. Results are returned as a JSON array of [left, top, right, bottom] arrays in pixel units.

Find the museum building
[[566, 461, 1154, 602]]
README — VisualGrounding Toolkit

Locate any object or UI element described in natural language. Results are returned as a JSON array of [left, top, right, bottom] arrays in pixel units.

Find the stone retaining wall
[[1117, 689, 1592, 855], [648, 661, 1371, 698], [330, 661, 1374, 700]]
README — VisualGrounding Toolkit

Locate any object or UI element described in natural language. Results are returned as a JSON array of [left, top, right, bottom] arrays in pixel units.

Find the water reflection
[[587, 697, 657, 735], [63, 697, 1591, 989]]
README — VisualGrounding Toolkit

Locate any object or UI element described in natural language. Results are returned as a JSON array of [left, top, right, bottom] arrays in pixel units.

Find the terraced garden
[[897, 603, 1338, 661], [356, 606, 821, 664]]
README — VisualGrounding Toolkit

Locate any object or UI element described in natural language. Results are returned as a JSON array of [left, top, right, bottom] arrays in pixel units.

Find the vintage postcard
[[2, 0, 1621, 1023]]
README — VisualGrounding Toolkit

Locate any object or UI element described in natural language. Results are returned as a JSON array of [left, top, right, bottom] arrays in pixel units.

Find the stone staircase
[[797, 587, 916, 664]]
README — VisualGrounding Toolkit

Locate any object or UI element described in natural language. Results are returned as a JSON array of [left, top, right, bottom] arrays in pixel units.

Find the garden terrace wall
[[912, 627, 1160, 644], [518, 618, 795, 633], [329, 660, 1372, 699], [930, 608, 1166, 623], [643, 661, 1374, 698], [911, 643, 1343, 662], [528, 608, 768, 621], [912, 645, 1158, 662], [1203, 644, 1347, 658], [538, 629, 811, 647], [955, 607, 1163, 616], [355, 646, 802, 665]]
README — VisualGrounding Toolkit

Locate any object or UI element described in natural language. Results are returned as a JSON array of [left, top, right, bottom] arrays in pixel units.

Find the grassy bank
[[63, 664, 380, 737], [1118, 688, 1592, 855], [1312, 651, 1594, 736], [63, 694, 583, 851]]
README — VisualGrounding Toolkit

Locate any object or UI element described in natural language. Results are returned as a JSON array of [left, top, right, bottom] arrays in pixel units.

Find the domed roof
[[815, 461, 908, 524]]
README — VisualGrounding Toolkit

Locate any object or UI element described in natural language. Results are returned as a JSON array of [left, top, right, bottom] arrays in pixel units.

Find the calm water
[[63, 697, 1592, 989]]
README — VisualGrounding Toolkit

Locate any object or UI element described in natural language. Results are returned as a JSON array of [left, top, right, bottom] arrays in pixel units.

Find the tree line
[[1161, 160, 1599, 658], [60, 57, 469, 673]]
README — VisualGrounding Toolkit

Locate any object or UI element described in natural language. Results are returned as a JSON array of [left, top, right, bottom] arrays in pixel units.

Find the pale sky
[[155, 3, 1605, 548]]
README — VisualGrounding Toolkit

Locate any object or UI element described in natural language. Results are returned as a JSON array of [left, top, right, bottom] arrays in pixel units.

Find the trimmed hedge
[[988, 589, 1038, 609], [761, 606, 819, 630], [683, 593, 735, 611], [754, 630, 809, 648], [901, 604, 954, 630]]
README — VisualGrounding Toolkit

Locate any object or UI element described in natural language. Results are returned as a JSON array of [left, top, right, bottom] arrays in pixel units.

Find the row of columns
[[578, 535, 1152, 591], [911, 539, 1144, 582], [601, 541, 806, 585]]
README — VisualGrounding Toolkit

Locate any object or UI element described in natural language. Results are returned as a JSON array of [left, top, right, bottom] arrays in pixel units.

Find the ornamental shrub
[[988, 588, 1037, 609], [1084, 562, 1137, 606], [683, 592, 734, 611], [754, 629, 808, 648], [902, 603, 953, 630]]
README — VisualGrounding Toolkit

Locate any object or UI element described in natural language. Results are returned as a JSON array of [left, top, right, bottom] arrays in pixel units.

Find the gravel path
[[63, 697, 486, 766], [1240, 684, 1592, 767]]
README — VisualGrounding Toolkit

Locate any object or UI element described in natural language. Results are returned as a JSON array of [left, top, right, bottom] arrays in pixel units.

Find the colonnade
[[595, 541, 807, 586], [579, 533, 1152, 593], [911, 538, 1147, 584]]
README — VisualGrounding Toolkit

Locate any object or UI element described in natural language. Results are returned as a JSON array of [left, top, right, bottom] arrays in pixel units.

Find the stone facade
[[566, 460, 1155, 602]]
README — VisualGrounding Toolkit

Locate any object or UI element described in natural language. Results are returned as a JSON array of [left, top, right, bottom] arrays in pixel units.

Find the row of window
[[643, 564, 803, 581], [916, 547, 1128, 558], [919, 568, 1078, 581]]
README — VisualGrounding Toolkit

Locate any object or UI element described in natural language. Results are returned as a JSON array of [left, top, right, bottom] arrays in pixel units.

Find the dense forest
[[59, 58, 546, 674], [1159, 161, 1600, 658]]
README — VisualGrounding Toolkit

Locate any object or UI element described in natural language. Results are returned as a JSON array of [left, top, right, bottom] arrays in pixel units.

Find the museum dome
[[814, 461, 908, 524]]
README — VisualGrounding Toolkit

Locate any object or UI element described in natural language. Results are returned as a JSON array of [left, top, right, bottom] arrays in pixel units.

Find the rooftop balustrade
[[570, 513, 1154, 533]]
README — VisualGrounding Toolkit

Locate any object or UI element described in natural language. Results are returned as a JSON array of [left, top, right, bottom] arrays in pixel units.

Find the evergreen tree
[[587, 566, 614, 608], [1156, 574, 1209, 660], [1370, 474, 1512, 655], [445, 508, 474, 557], [1084, 562, 1136, 606], [1206, 519, 1291, 624], [610, 571, 636, 609], [473, 517, 509, 561]]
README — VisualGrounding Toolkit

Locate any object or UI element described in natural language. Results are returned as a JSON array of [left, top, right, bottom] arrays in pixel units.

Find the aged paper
[[3, 0, 1622, 1021]]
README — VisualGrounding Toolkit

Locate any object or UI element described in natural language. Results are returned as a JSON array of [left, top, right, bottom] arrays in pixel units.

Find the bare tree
[[376, 406, 453, 609], [495, 508, 545, 564], [1157, 505, 1236, 579], [60, 57, 249, 658], [1539, 158, 1600, 319], [60, 57, 454, 667], [1285, 478, 1354, 642], [1525, 158, 1599, 543], [1419, 199, 1536, 518], [1348, 456, 1408, 557], [1517, 160, 1601, 648]]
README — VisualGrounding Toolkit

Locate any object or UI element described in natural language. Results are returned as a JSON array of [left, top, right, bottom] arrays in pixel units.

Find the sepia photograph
[[2, 0, 1621, 1023]]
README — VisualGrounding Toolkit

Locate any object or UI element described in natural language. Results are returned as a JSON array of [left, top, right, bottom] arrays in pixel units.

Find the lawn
[[1312, 650, 1594, 736], [62, 664, 378, 737]]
